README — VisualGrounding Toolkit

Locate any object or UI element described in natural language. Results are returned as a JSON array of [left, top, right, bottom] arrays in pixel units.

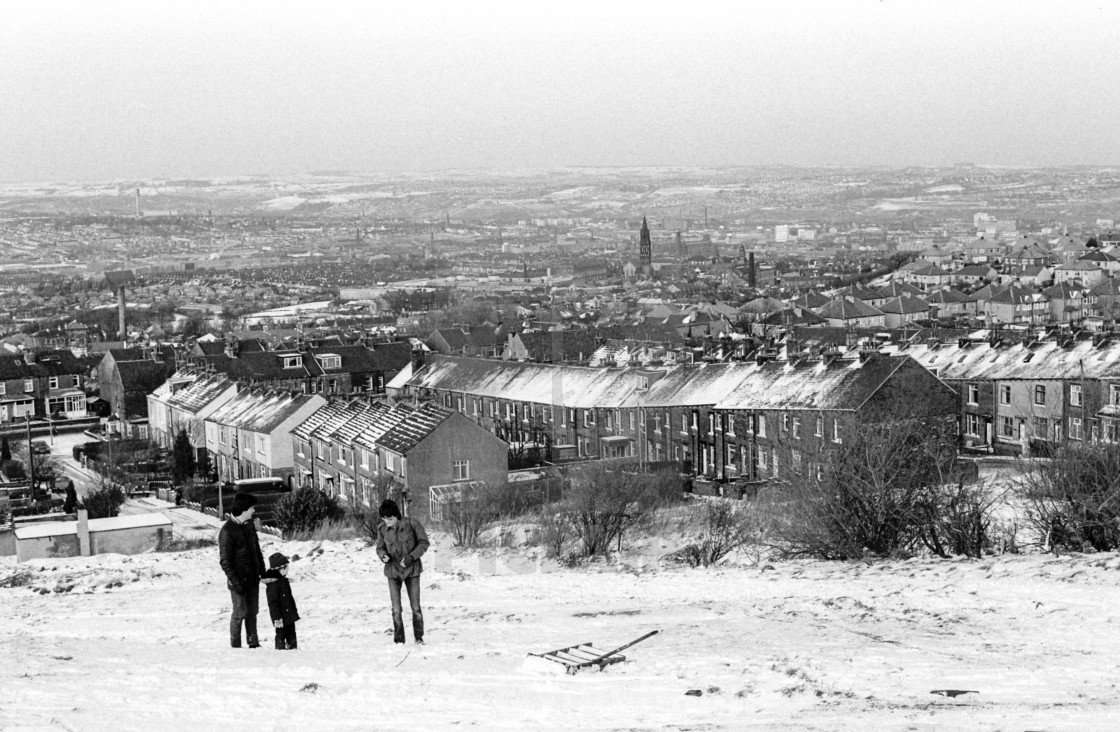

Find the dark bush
[[81, 482, 126, 519], [273, 486, 344, 538]]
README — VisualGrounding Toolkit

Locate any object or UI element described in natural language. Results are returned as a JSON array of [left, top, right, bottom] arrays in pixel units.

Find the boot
[[245, 617, 260, 648], [229, 617, 243, 648]]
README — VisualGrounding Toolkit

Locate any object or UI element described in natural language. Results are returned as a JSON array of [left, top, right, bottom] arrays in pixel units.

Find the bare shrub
[[442, 481, 529, 548], [920, 481, 997, 559], [533, 506, 574, 559], [669, 499, 759, 567], [156, 535, 216, 552], [564, 465, 681, 557], [1019, 443, 1120, 552], [287, 517, 361, 542], [769, 416, 978, 560]]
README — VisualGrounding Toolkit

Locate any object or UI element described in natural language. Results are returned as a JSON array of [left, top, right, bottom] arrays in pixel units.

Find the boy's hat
[[269, 552, 289, 569], [378, 498, 402, 520]]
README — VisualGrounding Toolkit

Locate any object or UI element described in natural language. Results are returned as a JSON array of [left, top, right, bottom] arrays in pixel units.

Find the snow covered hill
[[3, 532, 1120, 730]]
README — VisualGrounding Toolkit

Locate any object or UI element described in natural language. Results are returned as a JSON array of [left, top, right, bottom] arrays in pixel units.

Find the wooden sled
[[530, 630, 660, 674]]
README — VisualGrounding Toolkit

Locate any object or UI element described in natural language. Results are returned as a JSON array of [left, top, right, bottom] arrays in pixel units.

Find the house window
[[385, 452, 394, 472], [257, 435, 266, 455], [453, 459, 470, 481], [815, 415, 824, 437], [681, 414, 688, 433], [1108, 420, 1118, 443], [1034, 384, 1046, 405], [1070, 417, 1083, 440], [1000, 416, 1015, 438], [584, 410, 593, 427], [317, 354, 341, 370], [791, 450, 802, 474], [726, 443, 736, 469], [23, 379, 33, 393], [472, 399, 479, 417], [1034, 417, 1049, 439], [360, 449, 370, 469], [316, 442, 325, 459], [707, 412, 715, 435], [772, 448, 779, 478], [1071, 384, 1083, 407], [1092, 421, 1100, 442], [757, 447, 768, 474], [833, 420, 842, 443], [629, 410, 636, 431], [49, 376, 59, 389], [506, 403, 514, 420], [0, 383, 5, 396], [1111, 385, 1120, 407], [999, 385, 1011, 405], [457, 396, 464, 412], [283, 356, 302, 369], [691, 412, 698, 430], [792, 416, 801, 439], [781, 413, 790, 433], [725, 414, 734, 437], [757, 415, 767, 438]]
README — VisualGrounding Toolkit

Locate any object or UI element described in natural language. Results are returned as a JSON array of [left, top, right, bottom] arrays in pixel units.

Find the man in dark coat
[[218, 492, 266, 648], [375, 498, 430, 645], [262, 552, 300, 650], [62, 480, 78, 515]]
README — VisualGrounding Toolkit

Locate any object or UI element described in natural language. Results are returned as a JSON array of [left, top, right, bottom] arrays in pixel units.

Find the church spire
[[639, 216, 652, 277]]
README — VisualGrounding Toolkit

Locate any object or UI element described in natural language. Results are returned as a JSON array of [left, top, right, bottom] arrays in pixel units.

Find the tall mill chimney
[[748, 252, 757, 288], [118, 286, 127, 341]]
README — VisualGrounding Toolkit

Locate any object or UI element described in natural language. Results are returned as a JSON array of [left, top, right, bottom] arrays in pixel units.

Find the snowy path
[[3, 538, 1120, 730]]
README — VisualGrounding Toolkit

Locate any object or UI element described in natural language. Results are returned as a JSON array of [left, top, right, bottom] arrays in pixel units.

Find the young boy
[[262, 552, 300, 650]]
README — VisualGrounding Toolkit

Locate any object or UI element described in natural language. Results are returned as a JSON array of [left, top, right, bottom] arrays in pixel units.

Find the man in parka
[[218, 492, 266, 648], [375, 498, 430, 645]]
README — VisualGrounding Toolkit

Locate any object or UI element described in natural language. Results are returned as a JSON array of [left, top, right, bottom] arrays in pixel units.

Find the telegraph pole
[[26, 414, 34, 501]]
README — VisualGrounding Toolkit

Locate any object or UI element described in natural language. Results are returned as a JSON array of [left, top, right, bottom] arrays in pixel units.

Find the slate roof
[[878, 296, 930, 315], [377, 403, 455, 454], [816, 298, 884, 320], [902, 338, 1120, 381], [715, 355, 918, 412], [208, 388, 323, 434], [164, 372, 236, 415], [407, 354, 646, 409], [512, 330, 601, 362]]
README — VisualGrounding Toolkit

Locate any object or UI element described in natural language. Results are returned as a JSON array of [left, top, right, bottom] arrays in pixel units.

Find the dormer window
[[283, 355, 303, 369], [317, 354, 341, 370]]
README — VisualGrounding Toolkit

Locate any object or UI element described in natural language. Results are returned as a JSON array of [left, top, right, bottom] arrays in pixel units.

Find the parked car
[[31, 440, 51, 455]]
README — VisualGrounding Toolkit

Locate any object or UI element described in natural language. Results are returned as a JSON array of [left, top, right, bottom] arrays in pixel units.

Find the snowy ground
[[4, 526, 1120, 730]]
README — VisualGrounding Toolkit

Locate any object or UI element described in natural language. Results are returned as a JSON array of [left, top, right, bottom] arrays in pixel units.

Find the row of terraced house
[[399, 352, 959, 485], [147, 368, 507, 514], [402, 331, 1120, 480]]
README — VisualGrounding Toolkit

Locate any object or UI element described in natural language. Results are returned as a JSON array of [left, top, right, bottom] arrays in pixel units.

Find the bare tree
[[1019, 442, 1120, 552], [767, 415, 976, 560]]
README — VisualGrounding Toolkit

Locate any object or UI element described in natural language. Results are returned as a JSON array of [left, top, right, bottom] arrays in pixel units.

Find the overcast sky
[[3, 1, 1119, 182]]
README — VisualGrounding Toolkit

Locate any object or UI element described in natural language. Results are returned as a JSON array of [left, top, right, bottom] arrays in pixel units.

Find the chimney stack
[[748, 252, 756, 288]]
